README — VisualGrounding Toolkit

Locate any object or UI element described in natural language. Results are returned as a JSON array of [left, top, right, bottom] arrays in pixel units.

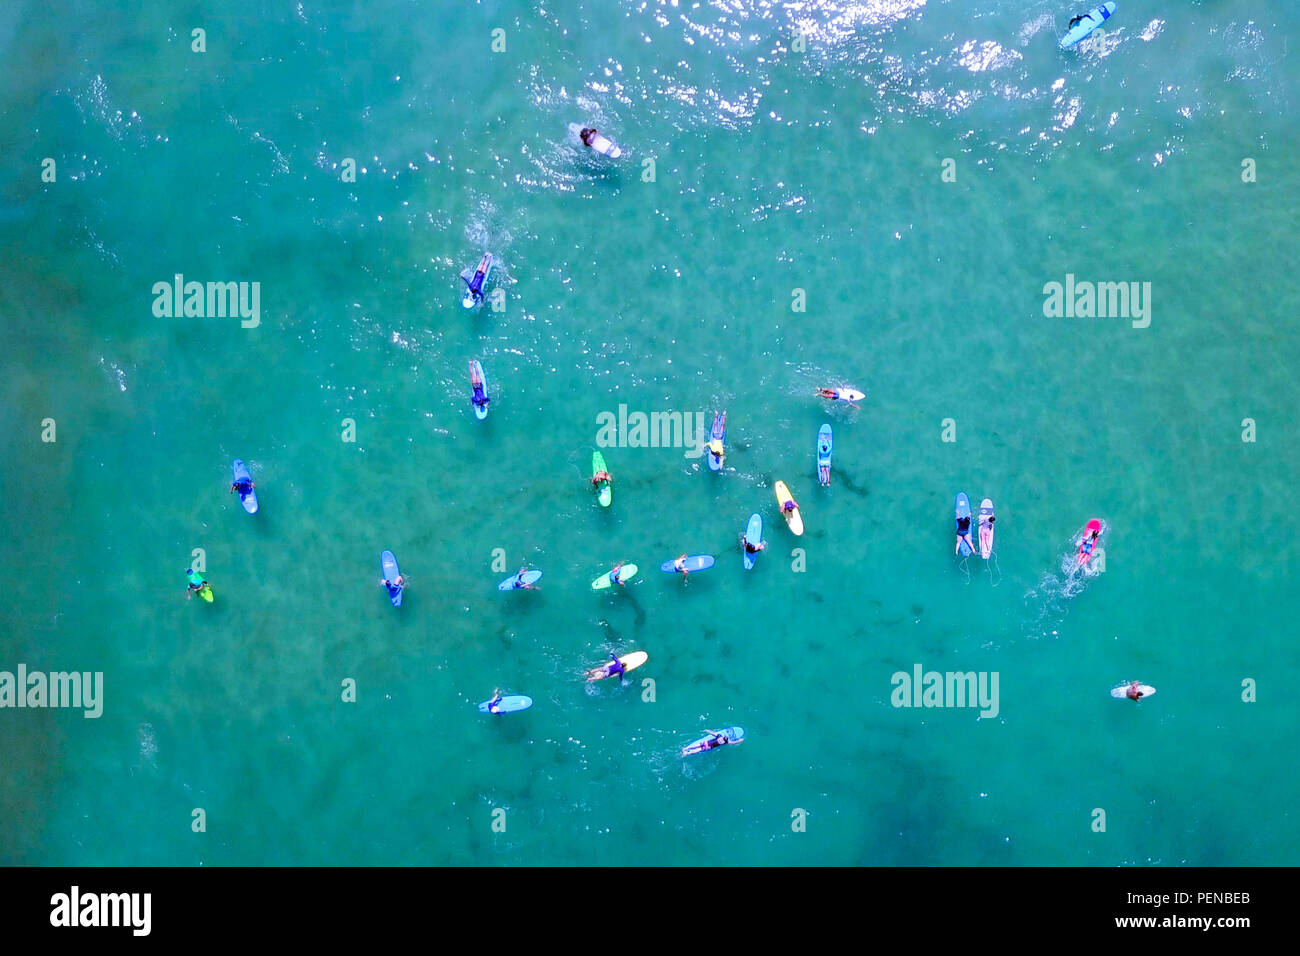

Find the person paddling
[[955, 514, 976, 555], [463, 253, 492, 303]]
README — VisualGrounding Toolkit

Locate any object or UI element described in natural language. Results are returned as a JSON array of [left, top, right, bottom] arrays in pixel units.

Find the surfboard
[[742, 514, 763, 569], [479, 695, 533, 714], [1110, 683, 1156, 699], [592, 563, 638, 590], [585, 650, 649, 682], [774, 481, 804, 536], [198, 584, 213, 603], [592, 450, 612, 507], [817, 424, 832, 486], [381, 550, 403, 607], [469, 360, 489, 420], [232, 459, 258, 514], [660, 555, 715, 574], [1060, 2, 1115, 49], [955, 493, 974, 557], [978, 498, 995, 559], [682, 726, 745, 756], [498, 569, 543, 591]]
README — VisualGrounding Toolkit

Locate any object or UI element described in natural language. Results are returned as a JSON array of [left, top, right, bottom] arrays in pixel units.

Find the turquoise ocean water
[[1, 0, 1298, 865]]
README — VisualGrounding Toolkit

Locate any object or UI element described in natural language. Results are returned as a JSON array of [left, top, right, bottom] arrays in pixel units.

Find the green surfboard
[[592, 563, 638, 590]]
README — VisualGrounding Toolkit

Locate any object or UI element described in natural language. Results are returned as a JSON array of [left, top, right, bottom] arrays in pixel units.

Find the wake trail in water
[[1022, 521, 1109, 639]]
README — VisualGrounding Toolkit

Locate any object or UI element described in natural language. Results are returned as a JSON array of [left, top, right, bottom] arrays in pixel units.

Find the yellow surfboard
[[774, 480, 804, 536], [199, 584, 214, 603]]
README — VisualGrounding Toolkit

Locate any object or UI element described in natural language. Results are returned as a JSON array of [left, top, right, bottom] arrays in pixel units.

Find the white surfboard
[[978, 498, 995, 559]]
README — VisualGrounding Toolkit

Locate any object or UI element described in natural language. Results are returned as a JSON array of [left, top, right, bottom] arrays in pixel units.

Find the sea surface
[[1, 0, 1298, 865]]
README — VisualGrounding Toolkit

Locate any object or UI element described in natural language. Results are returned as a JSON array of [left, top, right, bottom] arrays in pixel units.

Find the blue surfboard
[[743, 513, 763, 570], [816, 424, 832, 486], [954, 493, 973, 558], [232, 459, 258, 514], [660, 555, 715, 574], [381, 550, 403, 607], [479, 695, 532, 714], [1060, 2, 1115, 49], [498, 569, 542, 591]]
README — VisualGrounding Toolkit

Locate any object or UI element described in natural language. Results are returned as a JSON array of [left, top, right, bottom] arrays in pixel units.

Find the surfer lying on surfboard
[[698, 730, 739, 751], [462, 253, 492, 303], [955, 513, 977, 555], [816, 387, 862, 409], [1077, 522, 1101, 566], [578, 127, 623, 158]]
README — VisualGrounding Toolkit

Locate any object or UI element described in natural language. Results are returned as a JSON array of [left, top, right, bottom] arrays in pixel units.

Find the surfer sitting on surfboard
[[591, 469, 613, 487], [608, 562, 627, 586], [1125, 681, 1145, 701], [381, 573, 405, 597], [485, 690, 505, 713], [463, 253, 492, 302], [230, 475, 255, 497], [955, 514, 976, 555], [741, 534, 767, 555], [512, 566, 540, 590], [672, 554, 692, 577]]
